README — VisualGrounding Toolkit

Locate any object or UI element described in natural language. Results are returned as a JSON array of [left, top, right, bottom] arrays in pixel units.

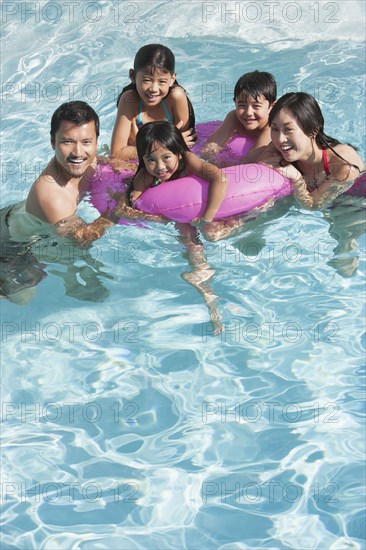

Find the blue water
[[1, 1, 365, 549]]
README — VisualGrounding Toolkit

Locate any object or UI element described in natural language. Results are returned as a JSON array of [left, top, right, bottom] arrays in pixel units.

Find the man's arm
[[53, 192, 167, 244], [26, 166, 116, 244], [55, 214, 114, 243]]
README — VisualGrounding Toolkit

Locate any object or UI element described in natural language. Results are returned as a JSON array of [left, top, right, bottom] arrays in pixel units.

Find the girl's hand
[[131, 117, 139, 142], [130, 189, 142, 205], [190, 217, 212, 227], [177, 120, 196, 148]]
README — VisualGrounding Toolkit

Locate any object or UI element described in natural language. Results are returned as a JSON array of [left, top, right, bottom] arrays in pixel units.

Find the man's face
[[52, 120, 98, 178]]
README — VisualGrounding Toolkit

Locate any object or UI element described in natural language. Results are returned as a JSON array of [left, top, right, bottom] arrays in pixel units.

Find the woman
[[259, 92, 364, 208]]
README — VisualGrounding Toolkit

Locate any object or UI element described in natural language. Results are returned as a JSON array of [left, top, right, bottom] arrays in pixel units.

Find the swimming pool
[[1, 1, 365, 548]]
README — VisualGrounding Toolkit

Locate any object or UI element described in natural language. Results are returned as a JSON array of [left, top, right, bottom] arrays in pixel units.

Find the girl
[[129, 121, 228, 224], [261, 92, 364, 208], [111, 44, 196, 160], [129, 120, 227, 333]]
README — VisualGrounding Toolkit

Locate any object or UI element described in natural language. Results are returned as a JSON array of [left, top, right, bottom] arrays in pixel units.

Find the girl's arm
[[311, 174, 362, 210], [185, 152, 228, 223], [130, 169, 154, 204], [110, 91, 139, 160], [201, 111, 239, 162], [112, 191, 167, 223], [169, 86, 191, 132], [169, 87, 196, 147]]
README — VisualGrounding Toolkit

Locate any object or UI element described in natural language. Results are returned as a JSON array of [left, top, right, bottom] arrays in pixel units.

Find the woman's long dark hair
[[269, 92, 340, 148], [269, 92, 360, 171], [116, 44, 195, 129]]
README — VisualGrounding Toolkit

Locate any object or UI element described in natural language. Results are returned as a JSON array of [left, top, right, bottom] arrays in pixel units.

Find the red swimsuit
[[322, 147, 331, 176]]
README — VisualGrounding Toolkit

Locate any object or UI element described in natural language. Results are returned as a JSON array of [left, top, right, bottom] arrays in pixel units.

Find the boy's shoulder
[[223, 110, 247, 134]]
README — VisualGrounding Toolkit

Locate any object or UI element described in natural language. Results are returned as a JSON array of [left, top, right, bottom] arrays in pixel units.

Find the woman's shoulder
[[329, 144, 364, 170], [328, 144, 364, 181]]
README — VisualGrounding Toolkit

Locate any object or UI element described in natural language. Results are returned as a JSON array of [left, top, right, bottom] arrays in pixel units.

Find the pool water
[[1, 1, 365, 549]]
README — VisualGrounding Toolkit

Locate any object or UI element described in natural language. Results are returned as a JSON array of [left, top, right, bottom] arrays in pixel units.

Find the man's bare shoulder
[[26, 160, 76, 223]]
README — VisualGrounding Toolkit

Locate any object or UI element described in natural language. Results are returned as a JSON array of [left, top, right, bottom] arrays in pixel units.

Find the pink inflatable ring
[[89, 121, 365, 224]]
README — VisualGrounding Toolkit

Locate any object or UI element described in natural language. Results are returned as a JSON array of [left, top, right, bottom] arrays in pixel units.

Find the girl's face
[[235, 94, 272, 132], [270, 109, 315, 162], [143, 143, 181, 182], [134, 68, 175, 107]]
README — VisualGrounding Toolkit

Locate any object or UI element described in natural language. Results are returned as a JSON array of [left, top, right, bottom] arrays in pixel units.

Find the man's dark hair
[[50, 101, 99, 143]]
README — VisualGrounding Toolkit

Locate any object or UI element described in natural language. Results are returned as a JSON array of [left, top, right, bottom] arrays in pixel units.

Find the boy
[[201, 71, 276, 164]]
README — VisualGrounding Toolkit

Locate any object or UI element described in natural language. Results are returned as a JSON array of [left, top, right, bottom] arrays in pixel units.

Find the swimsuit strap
[[151, 177, 161, 187], [136, 98, 173, 129], [135, 100, 144, 129], [161, 99, 174, 122], [322, 147, 331, 176]]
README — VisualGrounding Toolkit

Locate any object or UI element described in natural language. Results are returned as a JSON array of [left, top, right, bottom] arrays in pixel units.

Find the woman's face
[[270, 109, 315, 162]]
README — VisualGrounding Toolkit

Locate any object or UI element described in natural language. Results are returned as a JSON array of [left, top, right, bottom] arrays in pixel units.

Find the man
[[1, 101, 148, 301], [26, 100, 122, 242]]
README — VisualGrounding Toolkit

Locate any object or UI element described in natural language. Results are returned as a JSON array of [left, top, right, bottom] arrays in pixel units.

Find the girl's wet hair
[[117, 44, 195, 130], [50, 101, 99, 144], [127, 121, 189, 205], [135, 121, 189, 174], [234, 71, 277, 104], [132, 43, 175, 75]]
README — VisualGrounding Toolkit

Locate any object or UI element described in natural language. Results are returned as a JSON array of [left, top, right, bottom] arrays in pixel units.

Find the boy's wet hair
[[50, 101, 99, 144], [234, 71, 277, 104]]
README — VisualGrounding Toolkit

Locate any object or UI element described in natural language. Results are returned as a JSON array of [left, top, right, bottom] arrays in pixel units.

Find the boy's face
[[235, 94, 273, 132]]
